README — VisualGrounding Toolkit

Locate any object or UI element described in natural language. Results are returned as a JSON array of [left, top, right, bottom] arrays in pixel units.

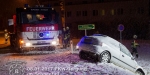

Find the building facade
[[41, 0, 150, 39]]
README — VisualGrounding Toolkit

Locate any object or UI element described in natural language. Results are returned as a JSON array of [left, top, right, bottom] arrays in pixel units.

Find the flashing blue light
[[46, 33, 49, 36], [24, 4, 29, 7]]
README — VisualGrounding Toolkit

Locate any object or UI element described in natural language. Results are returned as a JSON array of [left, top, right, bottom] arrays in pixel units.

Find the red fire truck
[[9, 4, 62, 53]]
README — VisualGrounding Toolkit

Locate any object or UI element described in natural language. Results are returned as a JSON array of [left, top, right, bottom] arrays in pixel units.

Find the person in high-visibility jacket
[[4, 29, 9, 44], [131, 35, 140, 58]]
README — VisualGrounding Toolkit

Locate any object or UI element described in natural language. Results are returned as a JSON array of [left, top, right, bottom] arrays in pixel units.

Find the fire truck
[[9, 4, 62, 53]]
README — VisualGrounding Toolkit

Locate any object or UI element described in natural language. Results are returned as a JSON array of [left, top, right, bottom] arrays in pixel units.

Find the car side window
[[120, 44, 131, 57]]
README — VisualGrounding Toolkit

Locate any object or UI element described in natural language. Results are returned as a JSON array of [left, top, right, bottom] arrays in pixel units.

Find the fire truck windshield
[[21, 12, 57, 24]]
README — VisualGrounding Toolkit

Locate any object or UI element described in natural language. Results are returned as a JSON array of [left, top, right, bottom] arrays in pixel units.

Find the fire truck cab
[[9, 4, 61, 53]]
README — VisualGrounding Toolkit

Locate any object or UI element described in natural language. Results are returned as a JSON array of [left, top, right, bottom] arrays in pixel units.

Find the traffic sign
[[118, 24, 124, 31], [8, 19, 14, 26], [78, 24, 95, 30], [118, 24, 124, 43]]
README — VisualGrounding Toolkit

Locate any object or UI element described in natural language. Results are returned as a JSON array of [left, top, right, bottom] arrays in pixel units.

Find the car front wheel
[[79, 50, 88, 60], [98, 51, 111, 63], [135, 70, 144, 75]]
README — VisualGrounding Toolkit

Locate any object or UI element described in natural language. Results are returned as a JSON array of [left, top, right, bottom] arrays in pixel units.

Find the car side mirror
[[131, 57, 135, 60]]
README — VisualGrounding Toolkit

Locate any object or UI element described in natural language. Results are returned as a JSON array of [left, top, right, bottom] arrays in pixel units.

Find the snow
[[0, 40, 150, 75], [24, 51, 135, 75]]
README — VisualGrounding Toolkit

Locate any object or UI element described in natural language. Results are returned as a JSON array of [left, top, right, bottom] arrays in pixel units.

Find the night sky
[[0, 0, 39, 30]]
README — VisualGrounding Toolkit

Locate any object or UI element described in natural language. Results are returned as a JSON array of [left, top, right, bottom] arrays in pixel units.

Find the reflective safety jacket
[[4, 33, 9, 39], [131, 40, 139, 48]]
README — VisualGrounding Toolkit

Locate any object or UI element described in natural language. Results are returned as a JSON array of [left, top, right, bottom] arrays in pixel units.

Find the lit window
[[36, 14, 45, 20], [111, 9, 115, 15], [102, 10, 105, 15]]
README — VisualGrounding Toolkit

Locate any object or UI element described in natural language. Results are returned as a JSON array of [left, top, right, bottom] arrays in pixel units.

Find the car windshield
[[21, 11, 57, 24]]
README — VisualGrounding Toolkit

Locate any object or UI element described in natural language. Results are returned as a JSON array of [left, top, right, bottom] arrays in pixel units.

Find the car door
[[119, 44, 137, 72]]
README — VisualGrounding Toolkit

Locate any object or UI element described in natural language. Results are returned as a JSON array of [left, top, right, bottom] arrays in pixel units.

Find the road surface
[[0, 32, 150, 75]]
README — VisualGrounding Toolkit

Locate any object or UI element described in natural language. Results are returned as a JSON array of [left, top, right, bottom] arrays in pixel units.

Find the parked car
[[76, 34, 145, 75]]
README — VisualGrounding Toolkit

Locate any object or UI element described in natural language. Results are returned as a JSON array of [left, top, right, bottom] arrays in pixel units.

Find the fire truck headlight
[[52, 41, 57, 45], [25, 43, 31, 46]]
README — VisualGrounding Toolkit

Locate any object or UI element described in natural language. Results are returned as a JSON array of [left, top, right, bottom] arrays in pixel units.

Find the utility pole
[[59, 0, 65, 27]]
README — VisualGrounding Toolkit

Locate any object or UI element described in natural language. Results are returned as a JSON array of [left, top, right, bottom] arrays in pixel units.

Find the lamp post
[[59, 0, 65, 27]]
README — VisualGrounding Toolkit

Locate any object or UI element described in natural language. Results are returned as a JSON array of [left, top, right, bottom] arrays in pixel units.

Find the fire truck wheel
[[20, 49, 25, 53], [15, 48, 25, 53]]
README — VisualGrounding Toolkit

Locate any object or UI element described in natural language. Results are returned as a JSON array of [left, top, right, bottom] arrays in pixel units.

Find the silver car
[[76, 34, 145, 75]]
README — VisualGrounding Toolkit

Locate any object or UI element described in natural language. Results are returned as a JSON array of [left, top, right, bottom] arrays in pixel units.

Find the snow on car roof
[[92, 34, 107, 37]]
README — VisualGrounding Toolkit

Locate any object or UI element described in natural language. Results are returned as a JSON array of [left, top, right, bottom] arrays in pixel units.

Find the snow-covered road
[[0, 50, 135, 75], [0, 40, 150, 75]]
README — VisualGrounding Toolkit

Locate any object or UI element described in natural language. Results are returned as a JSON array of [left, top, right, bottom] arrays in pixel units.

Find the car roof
[[92, 34, 107, 37], [87, 34, 108, 39]]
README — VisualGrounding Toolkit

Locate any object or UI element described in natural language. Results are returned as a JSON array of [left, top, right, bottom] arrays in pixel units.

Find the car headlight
[[52, 41, 57, 45], [76, 45, 79, 49], [25, 43, 31, 46]]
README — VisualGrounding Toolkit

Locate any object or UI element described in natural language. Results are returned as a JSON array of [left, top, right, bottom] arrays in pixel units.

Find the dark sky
[[0, 0, 39, 29], [0, 0, 39, 18]]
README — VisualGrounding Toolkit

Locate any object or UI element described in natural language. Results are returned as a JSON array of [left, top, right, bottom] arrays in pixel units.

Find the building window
[[76, 11, 81, 16], [82, 1, 87, 4], [101, 10, 105, 15], [82, 11, 87, 16], [138, 7, 144, 14], [67, 11, 72, 17], [117, 8, 123, 15], [93, 10, 98, 16], [66, 2, 72, 5], [111, 9, 115, 15]]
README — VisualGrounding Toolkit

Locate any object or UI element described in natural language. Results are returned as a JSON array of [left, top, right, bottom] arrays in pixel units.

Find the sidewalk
[[0, 33, 10, 48]]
